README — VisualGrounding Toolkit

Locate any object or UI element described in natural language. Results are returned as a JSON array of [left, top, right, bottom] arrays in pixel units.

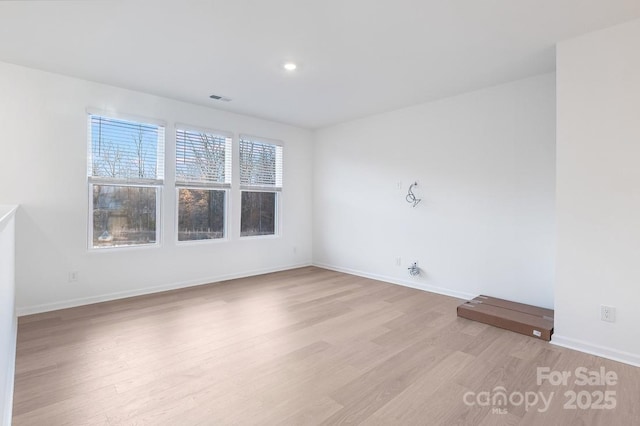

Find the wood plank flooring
[[12, 267, 640, 425]]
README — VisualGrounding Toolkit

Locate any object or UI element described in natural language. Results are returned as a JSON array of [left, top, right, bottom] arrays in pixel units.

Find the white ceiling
[[1, 1, 639, 129]]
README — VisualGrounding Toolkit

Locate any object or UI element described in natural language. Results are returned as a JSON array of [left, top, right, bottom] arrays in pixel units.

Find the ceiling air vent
[[209, 94, 232, 102]]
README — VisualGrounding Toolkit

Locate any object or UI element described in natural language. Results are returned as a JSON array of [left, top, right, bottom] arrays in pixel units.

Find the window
[[88, 113, 165, 248], [175, 126, 231, 241], [239, 136, 283, 237]]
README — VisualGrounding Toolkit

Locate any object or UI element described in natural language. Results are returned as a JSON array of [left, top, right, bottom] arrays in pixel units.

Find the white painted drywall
[[0, 62, 313, 314], [554, 19, 640, 366], [313, 74, 556, 308], [0, 205, 17, 425]]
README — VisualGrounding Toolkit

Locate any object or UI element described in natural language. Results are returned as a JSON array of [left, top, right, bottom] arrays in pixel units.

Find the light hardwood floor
[[12, 267, 640, 425]]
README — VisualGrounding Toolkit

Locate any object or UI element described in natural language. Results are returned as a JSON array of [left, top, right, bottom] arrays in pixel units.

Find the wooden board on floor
[[457, 295, 554, 341]]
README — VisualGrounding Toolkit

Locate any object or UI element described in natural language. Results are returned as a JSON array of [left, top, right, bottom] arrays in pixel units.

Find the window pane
[[239, 139, 283, 189], [92, 185, 157, 248], [178, 189, 225, 241], [89, 115, 164, 180], [241, 191, 276, 237], [176, 130, 231, 185]]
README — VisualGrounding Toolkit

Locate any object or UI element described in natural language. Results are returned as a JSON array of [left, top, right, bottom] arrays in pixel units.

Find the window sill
[[239, 234, 280, 241], [176, 237, 229, 246], [88, 243, 162, 253]]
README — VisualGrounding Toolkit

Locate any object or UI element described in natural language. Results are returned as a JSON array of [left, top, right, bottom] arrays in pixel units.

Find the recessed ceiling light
[[283, 62, 297, 71]]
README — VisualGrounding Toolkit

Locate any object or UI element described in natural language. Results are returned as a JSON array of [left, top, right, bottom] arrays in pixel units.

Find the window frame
[[175, 187, 229, 245], [87, 183, 163, 251], [174, 124, 233, 244], [238, 134, 283, 239], [86, 110, 166, 251], [239, 188, 281, 239]]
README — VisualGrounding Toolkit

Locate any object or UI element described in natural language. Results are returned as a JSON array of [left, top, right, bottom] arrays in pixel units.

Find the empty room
[[1, 1, 639, 425]]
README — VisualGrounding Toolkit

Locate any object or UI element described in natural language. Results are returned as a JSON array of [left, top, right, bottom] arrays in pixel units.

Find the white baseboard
[[16, 262, 312, 316], [313, 262, 476, 302], [551, 335, 640, 368]]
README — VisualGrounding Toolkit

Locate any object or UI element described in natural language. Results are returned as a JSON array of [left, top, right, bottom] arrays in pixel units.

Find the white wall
[[554, 19, 640, 366], [0, 205, 17, 426], [313, 74, 556, 308], [0, 62, 313, 314]]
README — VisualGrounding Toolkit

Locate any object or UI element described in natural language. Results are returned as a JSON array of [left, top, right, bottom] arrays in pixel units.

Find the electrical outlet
[[68, 271, 79, 283], [396, 181, 403, 190], [601, 305, 616, 323], [395, 257, 402, 266]]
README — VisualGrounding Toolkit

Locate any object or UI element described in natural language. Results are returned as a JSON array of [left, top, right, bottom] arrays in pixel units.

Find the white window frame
[[238, 189, 282, 240], [87, 109, 166, 250], [175, 124, 232, 244], [239, 134, 283, 239], [175, 187, 229, 245]]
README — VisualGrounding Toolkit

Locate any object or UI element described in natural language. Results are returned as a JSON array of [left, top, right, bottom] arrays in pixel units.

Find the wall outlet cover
[[601, 305, 616, 323]]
